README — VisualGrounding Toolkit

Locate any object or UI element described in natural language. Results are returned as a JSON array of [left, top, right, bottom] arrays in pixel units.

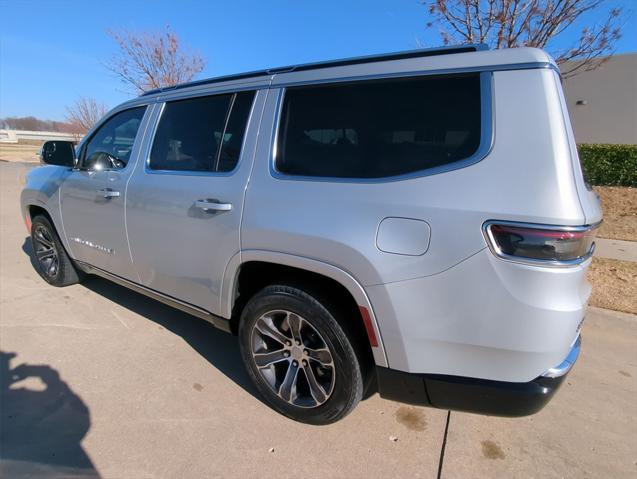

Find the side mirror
[[40, 141, 76, 167]]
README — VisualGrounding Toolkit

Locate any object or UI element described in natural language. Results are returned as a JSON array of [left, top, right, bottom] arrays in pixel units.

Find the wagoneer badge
[[70, 237, 113, 254]]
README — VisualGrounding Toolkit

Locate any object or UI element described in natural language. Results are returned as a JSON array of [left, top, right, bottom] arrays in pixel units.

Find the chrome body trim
[[542, 335, 581, 378], [482, 220, 602, 268], [269, 71, 495, 184], [76, 260, 232, 333]]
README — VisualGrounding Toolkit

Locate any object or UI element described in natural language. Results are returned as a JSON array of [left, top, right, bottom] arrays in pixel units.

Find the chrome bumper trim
[[542, 335, 581, 378]]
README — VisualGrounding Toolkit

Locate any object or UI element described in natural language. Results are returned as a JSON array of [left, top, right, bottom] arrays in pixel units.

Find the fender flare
[[23, 199, 74, 258], [221, 249, 388, 367]]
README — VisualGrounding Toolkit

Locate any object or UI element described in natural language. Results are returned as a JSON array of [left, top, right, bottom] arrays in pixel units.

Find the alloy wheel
[[250, 309, 336, 408], [33, 225, 59, 279]]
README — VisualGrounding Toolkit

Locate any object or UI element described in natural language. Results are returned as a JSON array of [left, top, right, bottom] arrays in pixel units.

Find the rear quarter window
[[275, 73, 484, 179]]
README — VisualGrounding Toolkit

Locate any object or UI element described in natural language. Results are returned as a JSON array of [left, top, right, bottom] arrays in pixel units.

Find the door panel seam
[[125, 103, 157, 284]]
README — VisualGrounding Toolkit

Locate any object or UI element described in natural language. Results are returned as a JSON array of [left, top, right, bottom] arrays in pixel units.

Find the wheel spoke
[[36, 249, 55, 260], [305, 347, 333, 367], [35, 230, 54, 248], [278, 362, 299, 403], [303, 364, 327, 404], [251, 308, 336, 409], [287, 312, 303, 344], [256, 318, 290, 346], [254, 350, 288, 368]]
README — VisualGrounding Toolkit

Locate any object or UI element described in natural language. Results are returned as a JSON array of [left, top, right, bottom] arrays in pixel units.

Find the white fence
[[0, 129, 80, 143]]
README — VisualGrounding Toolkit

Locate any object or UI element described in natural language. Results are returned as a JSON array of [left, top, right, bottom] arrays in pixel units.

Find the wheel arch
[[223, 250, 388, 367], [23, 202, 55, 235], [26, 202, 76, 259], [27, 203, 53, 221]]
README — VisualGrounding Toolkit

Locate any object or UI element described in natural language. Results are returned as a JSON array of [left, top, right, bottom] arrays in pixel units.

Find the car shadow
[[82, 274, 263, 400], [21, 237, 376, 406], [0, 351, 100, 478], [23, 236, 259, 402], [21, 236, 39, 272]]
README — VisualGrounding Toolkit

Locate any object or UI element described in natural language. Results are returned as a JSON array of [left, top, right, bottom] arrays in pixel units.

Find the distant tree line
[[0, 116, 76, 133]]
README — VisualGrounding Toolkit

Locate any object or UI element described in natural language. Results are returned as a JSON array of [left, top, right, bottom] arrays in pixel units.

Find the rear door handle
[[194, 200, 232, 212], [99, 188, 120, 198]]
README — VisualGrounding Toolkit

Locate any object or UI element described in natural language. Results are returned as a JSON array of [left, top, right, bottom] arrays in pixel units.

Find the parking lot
[[1, 160, 636, 478]]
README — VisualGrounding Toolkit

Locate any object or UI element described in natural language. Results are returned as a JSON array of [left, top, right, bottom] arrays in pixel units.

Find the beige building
[[562, 53, 637, 145]]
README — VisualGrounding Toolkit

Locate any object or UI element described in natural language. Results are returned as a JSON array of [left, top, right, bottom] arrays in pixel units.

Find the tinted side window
[[83, 106, 146, 170], [276, 74, 482, 179], [150, 95, 232, 172], [217, 91, 255, 172], [150, 91, 255, 173]]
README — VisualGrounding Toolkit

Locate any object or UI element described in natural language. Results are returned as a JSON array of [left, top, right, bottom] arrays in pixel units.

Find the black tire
[[238, 284, 364, 425], [30, 215, 82, 287]]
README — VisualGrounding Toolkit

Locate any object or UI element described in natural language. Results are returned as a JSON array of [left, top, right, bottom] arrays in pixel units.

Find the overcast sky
[[1, 0, 635, 120]]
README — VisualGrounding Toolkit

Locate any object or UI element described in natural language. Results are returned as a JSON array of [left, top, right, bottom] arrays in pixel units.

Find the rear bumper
[[377, 336, 580, 417], [366, 248, 590, 382]]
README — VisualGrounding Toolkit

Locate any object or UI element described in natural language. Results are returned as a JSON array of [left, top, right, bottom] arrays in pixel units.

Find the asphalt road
[[1, 161, 636, 478]]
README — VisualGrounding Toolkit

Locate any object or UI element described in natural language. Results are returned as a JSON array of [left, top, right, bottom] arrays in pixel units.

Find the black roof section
[[141, 43, 488, 97]]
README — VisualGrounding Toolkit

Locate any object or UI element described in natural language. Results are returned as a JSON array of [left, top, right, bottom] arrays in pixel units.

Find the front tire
[[238, 285, 364, 425], [30, 215, 82, 287]]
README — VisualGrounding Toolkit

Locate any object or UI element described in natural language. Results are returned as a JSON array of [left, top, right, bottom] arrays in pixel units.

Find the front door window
[[82, 107, 146, 171]]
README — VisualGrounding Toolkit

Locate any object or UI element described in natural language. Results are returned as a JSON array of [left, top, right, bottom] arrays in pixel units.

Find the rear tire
[[238, 284, 364, 425], [30, 215, 82, 287]]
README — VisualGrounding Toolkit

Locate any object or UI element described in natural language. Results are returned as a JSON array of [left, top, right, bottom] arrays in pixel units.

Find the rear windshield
[[276, 73, 483, 179]]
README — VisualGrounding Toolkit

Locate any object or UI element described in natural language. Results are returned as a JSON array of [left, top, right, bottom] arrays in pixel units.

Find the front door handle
[[99, 188, 120, 198], [194, 200, 232, 212]]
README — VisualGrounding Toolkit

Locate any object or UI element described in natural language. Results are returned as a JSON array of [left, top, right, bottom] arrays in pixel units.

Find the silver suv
[[21, 45, 602, 424]]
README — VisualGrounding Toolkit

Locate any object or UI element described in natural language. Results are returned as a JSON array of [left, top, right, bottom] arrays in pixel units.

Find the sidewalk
[[595, 238, 637, 262]]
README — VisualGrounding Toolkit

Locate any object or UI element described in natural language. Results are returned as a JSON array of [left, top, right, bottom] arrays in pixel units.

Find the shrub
[[578, 144, 637, 187]]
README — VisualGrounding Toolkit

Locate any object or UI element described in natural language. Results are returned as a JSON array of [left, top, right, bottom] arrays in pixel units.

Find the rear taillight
[[483, 221, 599, 266]]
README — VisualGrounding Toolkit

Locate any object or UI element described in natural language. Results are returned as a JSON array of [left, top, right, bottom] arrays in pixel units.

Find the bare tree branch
[[65, 97, 108, 137], [105, 26, 206, 94], [424, 0, 623, 77]]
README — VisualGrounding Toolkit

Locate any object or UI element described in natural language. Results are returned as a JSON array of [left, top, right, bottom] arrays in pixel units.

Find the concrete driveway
[[1, 161, 636, 478]]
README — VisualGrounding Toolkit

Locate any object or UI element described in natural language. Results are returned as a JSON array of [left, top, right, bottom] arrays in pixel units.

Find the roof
[[140, 44, 489, 97]]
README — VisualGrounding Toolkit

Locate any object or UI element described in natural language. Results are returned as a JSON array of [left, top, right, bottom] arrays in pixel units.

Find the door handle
[[99, 188, 120, 198], [194, 200, 232, 212]]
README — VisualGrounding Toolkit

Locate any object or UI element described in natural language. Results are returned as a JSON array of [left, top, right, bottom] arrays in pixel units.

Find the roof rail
[[140, 43, 488, 97]]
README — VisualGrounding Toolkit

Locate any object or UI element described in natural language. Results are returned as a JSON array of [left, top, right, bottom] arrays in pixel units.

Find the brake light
[[483, 221, 599, 265]]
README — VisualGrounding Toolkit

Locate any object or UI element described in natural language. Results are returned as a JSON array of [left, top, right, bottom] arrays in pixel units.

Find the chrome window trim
[[482, 219, 602, 268], [143, 91, 257, 178], [269, 71, 494, 184]]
